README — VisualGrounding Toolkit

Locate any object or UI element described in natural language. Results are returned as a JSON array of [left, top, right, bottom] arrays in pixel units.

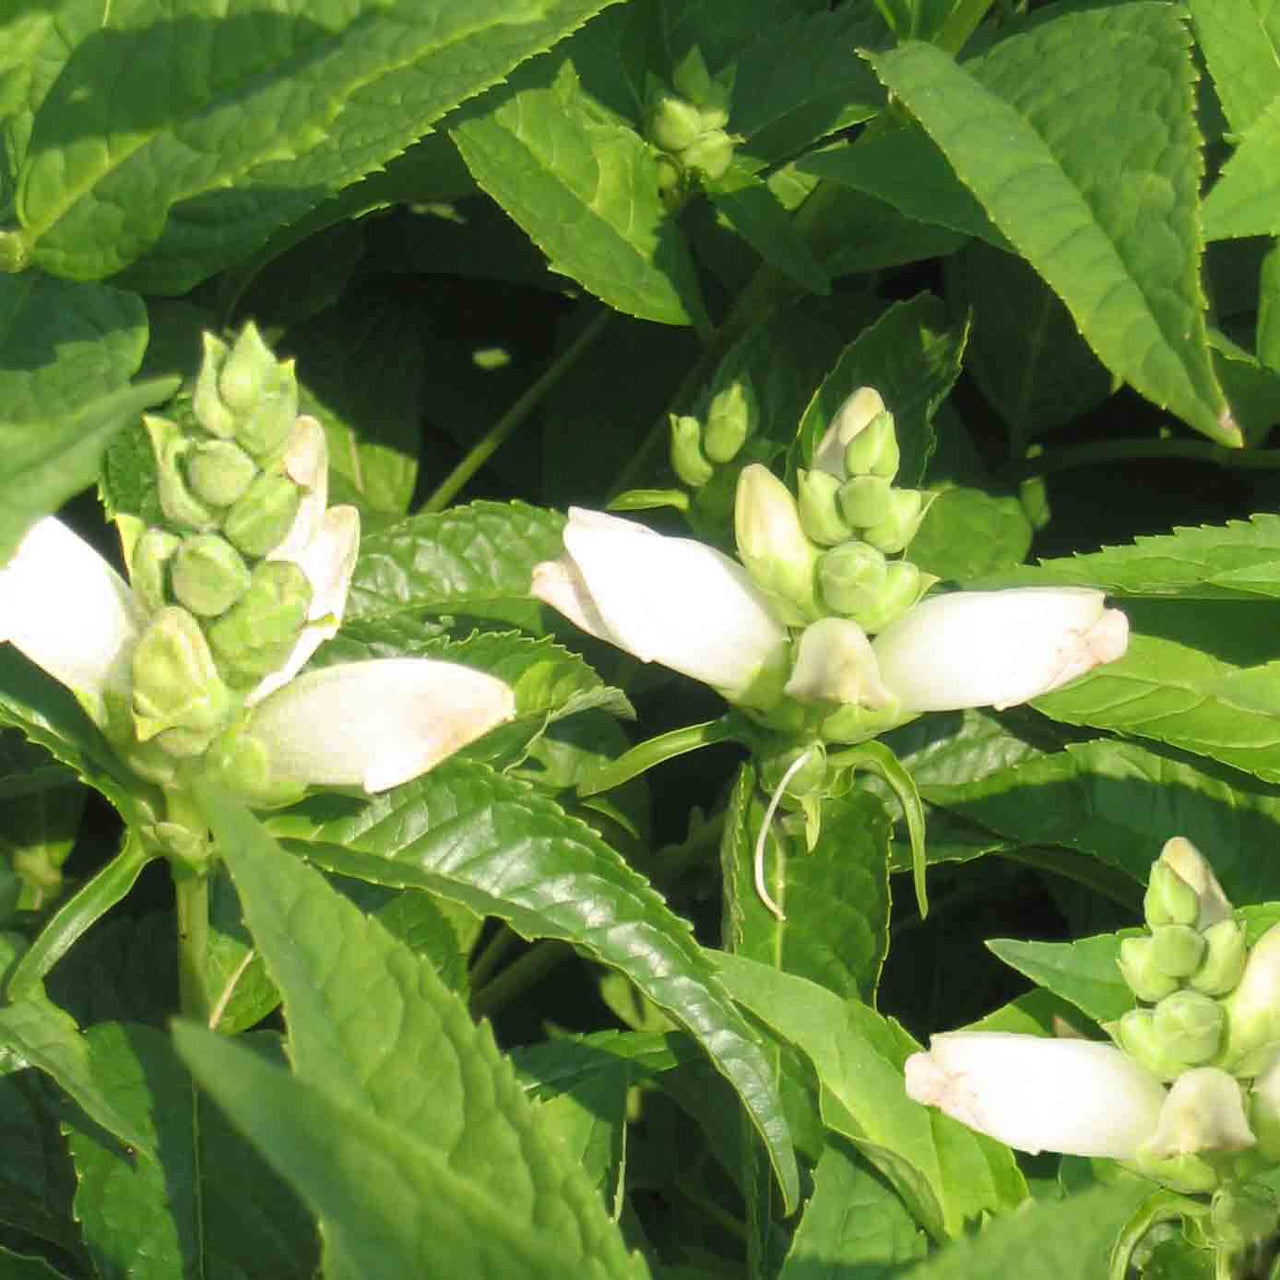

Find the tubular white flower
[[784, 617, 893, 708], [0, 517, 146, 727], [872, 587, 1129, 712], [1144, 1068, 1255, 1158], [904, 1032, 1166, 1157], [812, 387, 886, 477], [1158, 836, 1232, 930], [531, 508, 789, 703], [243, 659, 517, 793]]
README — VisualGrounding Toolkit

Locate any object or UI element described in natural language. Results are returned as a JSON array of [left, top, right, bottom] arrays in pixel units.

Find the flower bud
[[218, 322, 277, 415], [170, 535, 251, 618], [186, 440, 258, 508], [817, 540, 886, 617], [1149, 923, 1207, 979], [669, 414, 713, 488], [863, 488, 927, 555], [130, 528, 180, 615], [1158, 836, 1233, 930], [735, 464, 820, 625], [850, 561, 932, 634], [648, 92, 705, 153], [1118, 935, 1180, 1003], [207, 561, 312, 687], [1190, 918, 1247, 996], [223, 473, 303, 559], [681, 129, 734, 181], [797, 469, 854, 546], [1143, 1068, 1254, 1159], [703, 381, 756, 463], [1111, 1008, 1186, 1080], [192, 332, 236, 438], [655, 155, 683, 206], [812, 387, 886, 478], [204, 723, 308, 809], [783, 617, 893, 709], [235, 361, 299, 460], [1144, 860, 1200, 929], [130, 606, 233, 748], [1218, 925, 1280, 1073], [1153, 989, 1225, 1066], [144, 415, 218, 532], [837, 475, 893, 529], [843, 410, 900, 480]]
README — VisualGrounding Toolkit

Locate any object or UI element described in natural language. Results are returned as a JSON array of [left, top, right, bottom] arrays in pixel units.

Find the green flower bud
[[1145, 859, 1200, 929], [207, 561, 312, 686], [843, 410, 900, 480], [1154, 989, 1225, 1066], [204, 722, 308, 809], [1110, 1007, 1194, 1080], [851, 561, 932, 634], [758, 743, 828, 800], [235, 361, 298, 460], [682, 129, 734, 181], [1118, 935, 1180, 1003], [1149, 923, 1207, 979], [669, 414, 713, 488], [812, 387, 887, 478], [131, 528, 180, 615], [144, 415, 218, 532], [130, 606, 234, 749], [817, 540, 886, 618], [170, 534, 251, 618], [192, 332, 236, 438], [735, 464, 821, 625], [219, 322, 277, 414], [648, 92, 706, 153], [655, 155, 684, 207], [837, 475, 894, 529], [797, 469, 855, 547], [863, 489, 927, 555], [703, 381, 757, 463], [223, 472, 303, 558], [186, 440, 258, 508], [1190, 918, 1248, 996]]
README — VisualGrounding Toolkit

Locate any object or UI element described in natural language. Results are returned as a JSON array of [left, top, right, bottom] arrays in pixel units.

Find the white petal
[[905, 1032, 1166, 1158], [0, 518, 144, 726], [530, 557, 611, 643], [1145, 1068, 1254, 1157], [1158, 836, 1232, 929], [558, 507, 788, 698], [811, 387, 886, 477], [872, 588, 1129, 712], [784, 617, 892, 707], [246, 658, 516, 793], [246, 505, 361, 707], [268, 416, 329, 561]]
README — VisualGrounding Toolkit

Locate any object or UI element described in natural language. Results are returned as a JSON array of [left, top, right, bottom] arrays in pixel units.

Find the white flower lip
[[0, 517, 146, 727], [904, 1031, 1166, 1158], [531, 507, 788, 701], [1144, 1067, 1255, 1158], [243, 658, 518, 793], [872, 587, 1129, 712]]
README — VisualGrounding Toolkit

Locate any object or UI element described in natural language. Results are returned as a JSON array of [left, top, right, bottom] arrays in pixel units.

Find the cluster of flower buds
[[645, 47, 736, 196], [670, 379, 758, 489], [906, 837, 1280, 1219]]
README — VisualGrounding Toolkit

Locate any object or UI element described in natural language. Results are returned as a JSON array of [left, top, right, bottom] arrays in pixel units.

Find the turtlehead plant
[[905, 836, 1280, 1275]]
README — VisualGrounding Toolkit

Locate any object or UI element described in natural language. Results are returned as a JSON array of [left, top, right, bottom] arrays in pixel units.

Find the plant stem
[[470, 940, 571, 1020], [1014, 437, 1280, 480], [422, 306, 613, 513], [175, 867, 210, 1021], [577, 717, 741, 796], [468, 922, 518, 990]]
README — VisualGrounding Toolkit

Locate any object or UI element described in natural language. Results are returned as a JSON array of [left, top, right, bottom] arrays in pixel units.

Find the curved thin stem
[[577, 717, 741, 797], [469, 940, 571, 1020], [753, 750, 815, 922], [423, 306, 612, 513]]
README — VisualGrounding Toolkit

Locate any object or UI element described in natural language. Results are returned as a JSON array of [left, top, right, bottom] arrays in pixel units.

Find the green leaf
[[0, 995, 150, 1158], [897, 1181, 1150, 1280], [795, 294, 966, 487], [64, 1024, 317, 1280], [868, 10, 1235, 446], [909, 487, 1033, 582], [713, 953, 1026, 1240], [720, 765, 890, 1004], [1203, 95, 1280, 242], [779, 1140, 927, 1278], [705, 167, 830, 295], [985, 934, 1136, 1025], [345, 499, 567, 631], [16, 0, 621, 288], [190, 787, 649, 1279], [450, 44, 706, 327], [260, 759, 800, 1211], [0, 1247, 72, 1279], [1186, 0, 1280, 134], [922, 737, 1280, 907], [0, 274, 177, 560], [175, 1022, 646, 1280], [946, 238, 1115, 444]]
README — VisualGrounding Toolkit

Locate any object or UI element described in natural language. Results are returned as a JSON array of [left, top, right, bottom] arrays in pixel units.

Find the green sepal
[[669, 414, 713, 488], [144, 414, 218, 532], [187, 439, 259, 508], [223, 472, 302, 558], [207, 560, 312, 686], [171, 534, 252, 618], [131, 606, 235, 750]]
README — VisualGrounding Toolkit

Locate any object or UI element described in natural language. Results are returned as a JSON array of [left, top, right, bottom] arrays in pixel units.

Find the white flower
[[784, 617, 892, 708], [871, 587, 1129, 712], [1157, 836, 1232, 931], [904, 1031, 1166, 1157], [240, 659, 516, 793], [531, 507, 790, 705], [811, 387, 887, 477], [1143, 1068, 1255, 1158], [0, 516, 146, 727]]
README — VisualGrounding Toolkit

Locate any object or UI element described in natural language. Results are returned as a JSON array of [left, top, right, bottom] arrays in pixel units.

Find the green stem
[[175, 867, 210, 1021], [1014, 437, 1280, 480], [469, 923, 518, 990], [577, 717, 741, 797], [423, 307, 612, 513], [469, 940, 571, 1020]]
